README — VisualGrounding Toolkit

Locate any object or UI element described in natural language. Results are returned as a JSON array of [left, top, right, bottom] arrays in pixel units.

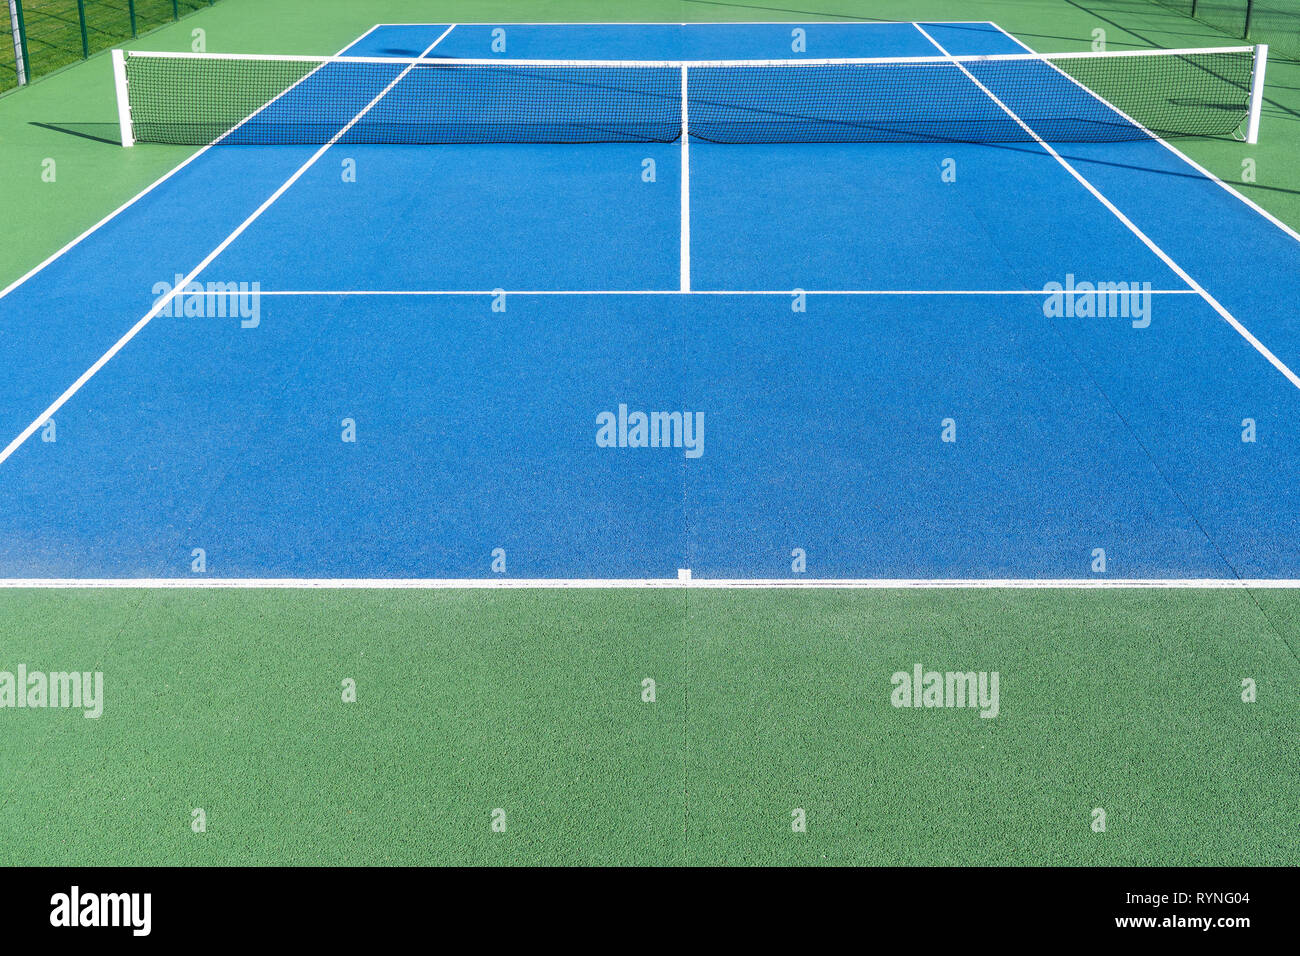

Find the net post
[[7, 0, 26, 85], [112, 49, 135, 147], [1246, 43, 1267, 145], [679, 63, 690, 293]]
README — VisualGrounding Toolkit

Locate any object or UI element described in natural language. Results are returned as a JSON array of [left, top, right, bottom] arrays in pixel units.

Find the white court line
[[0, 25, 385, 304], [0, 26, 458, 470], [2, 578, 1299, 589], [252, 288, 1201, 296], [911, 22, 1300, 392], [985, 22, 1300, 245]]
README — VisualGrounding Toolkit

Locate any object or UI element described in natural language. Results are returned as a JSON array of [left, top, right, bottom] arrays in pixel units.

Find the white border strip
[[118, 46, 1254, 67], [1246, 44, 1268, 145], [111, 48, 133, 147], [912, 22, 1300, 392], [2, 578, 1297, 589]]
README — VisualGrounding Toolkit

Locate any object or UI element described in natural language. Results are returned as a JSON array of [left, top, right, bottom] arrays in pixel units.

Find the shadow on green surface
[[29, 120, 122, 145]]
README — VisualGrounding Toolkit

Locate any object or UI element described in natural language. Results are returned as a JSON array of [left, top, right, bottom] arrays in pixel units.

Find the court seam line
[[0, 24, 387, 304], [680, 64, 690, 291], [986, 21, 1300, 246], [1038, 275, 1251, 585], [911, 22, 1300, 392], [2, 579, 1299, 589], [0, 26, 459, 470]]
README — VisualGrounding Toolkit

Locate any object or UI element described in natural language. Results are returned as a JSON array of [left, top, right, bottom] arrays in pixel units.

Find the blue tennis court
[[1, 20, 1299, 580]]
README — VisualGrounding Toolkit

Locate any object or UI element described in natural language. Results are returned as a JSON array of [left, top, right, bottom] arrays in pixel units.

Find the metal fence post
[[74, 0, 89, 58], [172, 0, 179, 20], [129, 0, 137, 38], [1244, 0, 1256, 39]]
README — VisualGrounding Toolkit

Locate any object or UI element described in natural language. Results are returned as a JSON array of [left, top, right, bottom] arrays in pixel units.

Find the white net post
[[112, 49, 134, 147], [1246, 44, 1268, 145]]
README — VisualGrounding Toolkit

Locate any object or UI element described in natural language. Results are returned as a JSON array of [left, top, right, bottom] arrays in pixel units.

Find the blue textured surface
[[1, 21, 1298, 578]]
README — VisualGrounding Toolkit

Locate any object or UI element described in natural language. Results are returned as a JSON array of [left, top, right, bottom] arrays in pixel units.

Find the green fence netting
[[1150, 1, 1300, 57], [2, 7, 19, 92], [2, 0, 218, 94]]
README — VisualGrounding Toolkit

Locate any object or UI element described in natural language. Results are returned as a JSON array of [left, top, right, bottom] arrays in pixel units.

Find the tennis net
[[112, 46, 1267, 147]]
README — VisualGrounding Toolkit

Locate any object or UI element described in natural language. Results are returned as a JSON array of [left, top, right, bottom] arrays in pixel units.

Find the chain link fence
[[3, 0, 218, 94], [1150, 1, 1300, 57]]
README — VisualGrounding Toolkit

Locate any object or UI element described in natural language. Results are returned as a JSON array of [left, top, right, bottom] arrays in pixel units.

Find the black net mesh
[[120, 48, 1258, 146]]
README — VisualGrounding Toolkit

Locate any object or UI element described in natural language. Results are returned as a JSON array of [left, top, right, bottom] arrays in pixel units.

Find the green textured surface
[[1, 1, 1299, 866], [0, 589, 1296, 865]]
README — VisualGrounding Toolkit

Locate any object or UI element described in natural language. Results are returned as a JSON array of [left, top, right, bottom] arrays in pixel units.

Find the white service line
[[1, 577, 1298, 589], [0, 25, 458, 470], [911, 22, 1300, 392], [0, 24, 387, 303], [984, 21, 1300, 245]]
